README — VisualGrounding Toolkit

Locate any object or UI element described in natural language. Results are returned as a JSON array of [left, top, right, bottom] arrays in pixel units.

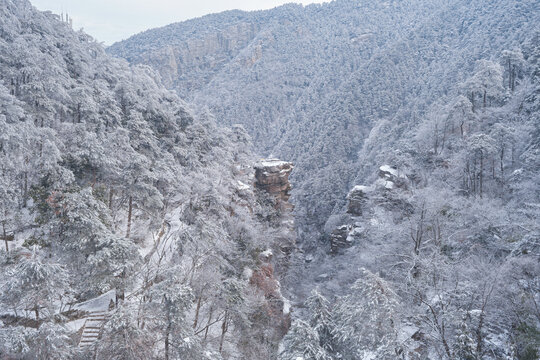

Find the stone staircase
[[79, 311, 109, 348]]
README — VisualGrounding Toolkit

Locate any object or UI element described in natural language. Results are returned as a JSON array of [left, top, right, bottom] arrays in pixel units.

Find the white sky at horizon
[[30, 0, 326, 45]]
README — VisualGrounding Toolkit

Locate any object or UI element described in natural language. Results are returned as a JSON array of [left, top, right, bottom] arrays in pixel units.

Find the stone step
[[82, 331, 100, 335]]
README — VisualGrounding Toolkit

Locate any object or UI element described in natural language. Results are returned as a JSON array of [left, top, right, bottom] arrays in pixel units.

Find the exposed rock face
[[377, 165, 408, 190], [249, 249, 291, 338], [248, 160, 296, 343], [346, 185, 372, 216], [110, 21, 260, 98], [331, 165, 411, 253], [254, 159, 294, 212], [330, 225, 353, 253]]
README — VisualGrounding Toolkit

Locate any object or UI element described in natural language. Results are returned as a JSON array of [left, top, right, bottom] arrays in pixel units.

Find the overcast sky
[[30, 0, 326, 45]]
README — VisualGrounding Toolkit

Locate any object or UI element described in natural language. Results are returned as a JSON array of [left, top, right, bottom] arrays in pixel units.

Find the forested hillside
[[108, 0, 540, 244], [0, 1, 294, 358], [108, 0, 540, 359]]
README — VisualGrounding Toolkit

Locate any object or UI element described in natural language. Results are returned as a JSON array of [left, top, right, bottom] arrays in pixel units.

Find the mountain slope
[[108, 1, 540, 358], [0, 1, 294, 358], [108, 0, 540, 243]]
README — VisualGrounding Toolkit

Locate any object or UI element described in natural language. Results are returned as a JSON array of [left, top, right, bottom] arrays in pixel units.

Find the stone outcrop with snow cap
[[254, 159, 294, 212], [347, 185, 373, 216], [331, 164, 409, 253], [377, 164, 408, 190]]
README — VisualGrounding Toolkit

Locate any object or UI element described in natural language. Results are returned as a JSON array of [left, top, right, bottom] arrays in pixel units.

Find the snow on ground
[[375, 178, 395, 189], [237, 180, 251, 191], [65, 317, 86, 332], [351, 185, 374, 193], [258, 159, 290, 168], [283, 298, 291, 315], [260, 248, 273, 258], [380, 164, 406, 178]]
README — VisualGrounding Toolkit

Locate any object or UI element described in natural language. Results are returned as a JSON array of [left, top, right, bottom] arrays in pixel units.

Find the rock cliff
[[111, 20, 260, 98], [254, 159, 294, 213]]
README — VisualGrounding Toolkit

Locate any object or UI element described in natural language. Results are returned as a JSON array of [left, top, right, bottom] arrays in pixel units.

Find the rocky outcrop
[[249, 159, 295, 341], [346, 185, 372, 216], [330, 224, 365, 253], [249, 249, 291, 338], [113, 22, 260, 98], [376, 165, 408, 190], [254, 159, 294, 212], [330, 225, 353, 253], [330, 164, 410, 253]]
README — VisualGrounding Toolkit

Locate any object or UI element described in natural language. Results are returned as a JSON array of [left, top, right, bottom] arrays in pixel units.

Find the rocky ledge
[[254, 159, 294, 212]]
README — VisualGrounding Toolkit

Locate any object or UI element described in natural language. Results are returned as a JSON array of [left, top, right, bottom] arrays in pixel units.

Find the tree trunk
[[204, 306, 213, 340], [508, 59, 512, 89], [126, 195, 133, 238], [108, 188, 114, 210], [479, 151, 483, 198], [219, 311, 228, 353], [193, 294, 203, 329], [500, 147, 504, 190], [165, 312, 171, 360], [3, 221, 8, 252], [23, 171, 28, 208], [511, 65, 516, 92]]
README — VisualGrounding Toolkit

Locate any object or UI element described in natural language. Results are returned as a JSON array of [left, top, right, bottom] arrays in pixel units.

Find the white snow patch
[[380, 164, 398, 176], [242, 267, 253, 279], [260, 248, 273, 258], [283, 298, 291, 315], [398, 323, 419, 342], [380, 164, 406, 178], [65, 318, 86, 333], [375, 178, 395, 189], [360, 351, 377, 360], [73, 289, 115, 313], [258, 159, 290, 168], [237, 180, 250, 191], [351, 185, 373, 193]]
